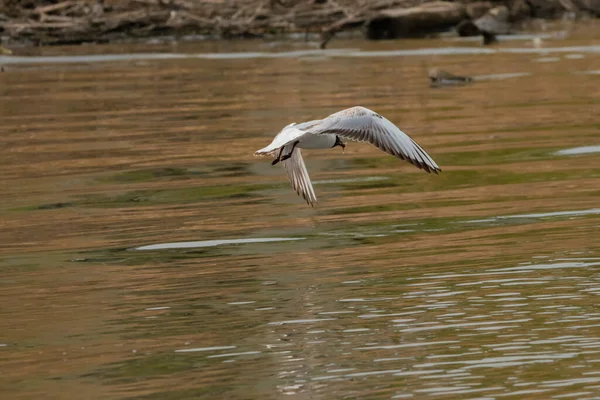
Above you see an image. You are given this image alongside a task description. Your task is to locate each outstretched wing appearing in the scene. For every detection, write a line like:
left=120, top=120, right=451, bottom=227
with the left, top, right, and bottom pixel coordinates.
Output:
left=281, top=146, right=317, bottom=207
left=308, top=106, right=441, bottom=173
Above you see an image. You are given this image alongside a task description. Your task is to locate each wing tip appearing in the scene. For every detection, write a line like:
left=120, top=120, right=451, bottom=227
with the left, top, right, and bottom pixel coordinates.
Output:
left=424, top=165, right=443, bottom=174
left=410, top=159, right=442, bottom=174
left=303, top=190, right=318, bottom=207
left=254, top=149, right=273, bottom=157
left=281, top=147, right=319, bottom=207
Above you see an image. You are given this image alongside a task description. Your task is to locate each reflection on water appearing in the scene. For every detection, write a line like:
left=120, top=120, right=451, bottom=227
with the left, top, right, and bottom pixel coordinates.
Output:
left=473, top=72, right=532, bottom=81
left=134, top=237, right=305, bottom=250
left=174, top=346, right=237, bottom=353
left=556, top=146, right=600, bottom=156
left=1, top=20, right=600, bottom=400
left=2, top=44, right=600, bottom=65
left=448, top=32, right=569, bottom=42
left=535, top=56, right=562, bottom=62
left=313, top=176, right=389, bottom=185
left=465, top=208, right=600, bottom=224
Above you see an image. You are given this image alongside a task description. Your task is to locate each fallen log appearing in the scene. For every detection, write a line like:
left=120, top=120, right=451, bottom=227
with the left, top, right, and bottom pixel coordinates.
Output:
left=365, top=1, right=467, bottom=40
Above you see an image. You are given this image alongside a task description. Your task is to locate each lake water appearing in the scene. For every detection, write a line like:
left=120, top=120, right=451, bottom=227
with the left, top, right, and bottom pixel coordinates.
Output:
left=1, top=21, right=600, bottom=399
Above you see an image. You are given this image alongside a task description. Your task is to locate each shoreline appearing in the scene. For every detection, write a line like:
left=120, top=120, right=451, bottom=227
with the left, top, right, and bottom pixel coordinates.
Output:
left=2, top=33, right=599, bottom=67
left=1, top=1, right=599, bottom=50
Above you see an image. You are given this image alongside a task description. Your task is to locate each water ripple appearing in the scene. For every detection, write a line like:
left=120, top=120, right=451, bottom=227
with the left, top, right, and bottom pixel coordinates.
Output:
left=175, top=346, right=236, bottom=353
left=133, top=237, right=304, bottom=250
left=4, top=44, right=600, bottom=66
left=555, top=146, right=600, bottom=156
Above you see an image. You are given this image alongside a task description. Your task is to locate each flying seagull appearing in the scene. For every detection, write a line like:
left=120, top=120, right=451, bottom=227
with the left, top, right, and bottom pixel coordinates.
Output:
left=255, top=106, right=441, bottom=206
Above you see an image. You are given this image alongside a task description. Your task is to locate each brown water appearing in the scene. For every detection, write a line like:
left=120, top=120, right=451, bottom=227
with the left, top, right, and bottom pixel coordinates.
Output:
left=1, top=22, right=600, bottom=399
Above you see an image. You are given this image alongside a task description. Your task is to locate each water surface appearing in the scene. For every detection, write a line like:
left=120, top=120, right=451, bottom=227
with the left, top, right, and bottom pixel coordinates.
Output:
left=1, top=21, right=599, bottom=399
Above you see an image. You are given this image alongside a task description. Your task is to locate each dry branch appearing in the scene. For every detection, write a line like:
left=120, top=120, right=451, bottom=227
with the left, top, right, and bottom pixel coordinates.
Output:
left=0, top=0, right=597, bottom=46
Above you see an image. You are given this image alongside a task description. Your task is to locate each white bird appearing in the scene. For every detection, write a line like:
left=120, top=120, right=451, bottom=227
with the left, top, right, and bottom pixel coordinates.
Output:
left=255, top=106, right=441, bottom=206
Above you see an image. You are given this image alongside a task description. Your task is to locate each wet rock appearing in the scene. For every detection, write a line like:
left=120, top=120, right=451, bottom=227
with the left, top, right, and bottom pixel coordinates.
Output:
left=509, top=0, right=533, bottom=21
left=466, top=2, right=494, bottom=19
left=365, top=1, right=466, bottom=40
left=457, top=5, right=511, bottom=40
left=475, top=5, right=511, bottom=34
left=482, top=31, right=498, bottom=45
left=526, top=0, right=574, bottom=18
left=507, top=0, right=598, bottom=19
left=575, top=0, right=600, bottom=16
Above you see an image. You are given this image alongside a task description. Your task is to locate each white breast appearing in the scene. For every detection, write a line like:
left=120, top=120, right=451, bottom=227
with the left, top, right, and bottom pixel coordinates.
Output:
left=297, top=133, right=336, bottom=149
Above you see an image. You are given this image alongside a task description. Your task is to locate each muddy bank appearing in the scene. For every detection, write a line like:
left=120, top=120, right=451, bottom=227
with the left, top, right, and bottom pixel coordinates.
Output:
left=1, top=0, right=599, bottom=47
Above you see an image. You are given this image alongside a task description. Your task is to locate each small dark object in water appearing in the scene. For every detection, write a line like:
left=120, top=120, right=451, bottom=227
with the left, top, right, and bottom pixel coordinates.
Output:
left=319, top=31, right=334, bottom=49
left=482, top=31, right=498, bottom=45
left=456, top=20, right=480, bottom=37
left=428, top=68, right=473, bottom=87
left=37, top=202, right=74, bottom=210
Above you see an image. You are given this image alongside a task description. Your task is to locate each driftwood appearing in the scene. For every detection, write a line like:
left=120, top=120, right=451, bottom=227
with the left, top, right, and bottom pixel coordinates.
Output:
left=2, top=0, right=372, bottom=44
left=365, top=1, right=466, bottom=40
left=0, top=0, right=599, bottom=46
left=428, top=68, right=472, bottom=87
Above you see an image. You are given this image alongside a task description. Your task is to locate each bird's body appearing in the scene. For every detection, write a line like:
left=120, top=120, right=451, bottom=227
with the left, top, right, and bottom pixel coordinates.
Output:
left=296, top=133, right=337, bottom=149
left=257, top=123, right=337, bottom=153
left=255, top=106, right=441, bottom=206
